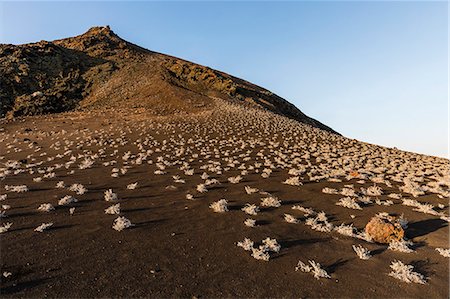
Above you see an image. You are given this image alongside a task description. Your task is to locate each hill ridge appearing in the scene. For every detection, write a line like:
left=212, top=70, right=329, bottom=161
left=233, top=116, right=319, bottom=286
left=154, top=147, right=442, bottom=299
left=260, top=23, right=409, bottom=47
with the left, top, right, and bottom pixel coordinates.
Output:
left=0, top=25, right=337, bottom=134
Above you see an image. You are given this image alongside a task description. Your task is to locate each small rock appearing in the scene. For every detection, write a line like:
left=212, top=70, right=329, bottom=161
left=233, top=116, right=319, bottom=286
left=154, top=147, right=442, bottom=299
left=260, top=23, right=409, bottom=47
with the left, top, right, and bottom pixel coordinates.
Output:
left=32, top=91, right=43, bottom=97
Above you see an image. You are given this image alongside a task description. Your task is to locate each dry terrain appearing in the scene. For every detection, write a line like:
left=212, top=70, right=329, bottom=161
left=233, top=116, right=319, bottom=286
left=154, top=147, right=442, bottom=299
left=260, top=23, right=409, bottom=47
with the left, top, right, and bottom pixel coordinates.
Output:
left=1, top=101, right=449, bottom=298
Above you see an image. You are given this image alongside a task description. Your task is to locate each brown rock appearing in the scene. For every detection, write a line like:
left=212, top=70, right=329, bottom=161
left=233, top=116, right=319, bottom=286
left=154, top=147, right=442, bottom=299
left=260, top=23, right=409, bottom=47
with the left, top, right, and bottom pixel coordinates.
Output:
left=365, top=215, right=404, bottom=244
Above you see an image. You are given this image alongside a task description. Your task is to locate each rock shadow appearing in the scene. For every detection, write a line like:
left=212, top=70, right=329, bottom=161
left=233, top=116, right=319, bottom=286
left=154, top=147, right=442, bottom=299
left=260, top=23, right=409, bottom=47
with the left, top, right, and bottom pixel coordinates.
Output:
left=406, top=219, right=448, bottom=239
left=280, top=237, right=330, bottom=249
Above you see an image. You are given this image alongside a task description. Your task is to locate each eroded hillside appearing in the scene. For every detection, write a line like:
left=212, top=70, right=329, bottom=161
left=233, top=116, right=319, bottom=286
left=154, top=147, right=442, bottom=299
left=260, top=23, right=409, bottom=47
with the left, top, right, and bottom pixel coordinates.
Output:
left=0, top=26, right=335, bottom=133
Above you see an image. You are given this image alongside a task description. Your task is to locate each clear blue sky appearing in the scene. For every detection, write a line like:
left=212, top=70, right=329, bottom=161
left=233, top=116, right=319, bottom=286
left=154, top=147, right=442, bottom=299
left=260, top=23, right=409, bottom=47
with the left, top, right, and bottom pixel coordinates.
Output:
left=1, top=1, right=448, bottom=158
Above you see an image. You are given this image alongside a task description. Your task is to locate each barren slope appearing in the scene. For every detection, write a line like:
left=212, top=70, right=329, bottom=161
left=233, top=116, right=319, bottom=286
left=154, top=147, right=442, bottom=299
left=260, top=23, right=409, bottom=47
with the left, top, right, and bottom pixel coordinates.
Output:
left=0, top=26, right=335, bottom=133
left=0, top=101, right=449, bottom=298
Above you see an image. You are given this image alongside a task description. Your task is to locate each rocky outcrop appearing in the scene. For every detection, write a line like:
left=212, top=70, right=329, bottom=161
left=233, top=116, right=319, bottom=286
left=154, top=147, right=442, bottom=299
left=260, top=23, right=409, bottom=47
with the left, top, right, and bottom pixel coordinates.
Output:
left=0, top=34, right=116, bottom=117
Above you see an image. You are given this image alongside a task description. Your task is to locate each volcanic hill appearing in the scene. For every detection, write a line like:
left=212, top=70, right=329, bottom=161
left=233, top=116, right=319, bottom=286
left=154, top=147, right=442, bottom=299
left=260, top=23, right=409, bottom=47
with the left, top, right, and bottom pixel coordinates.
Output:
left=0, top=26, right=334, bottom=133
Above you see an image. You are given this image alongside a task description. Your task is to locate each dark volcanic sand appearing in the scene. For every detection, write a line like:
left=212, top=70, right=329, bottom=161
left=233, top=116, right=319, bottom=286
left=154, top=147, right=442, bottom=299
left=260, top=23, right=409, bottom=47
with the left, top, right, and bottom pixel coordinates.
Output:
left=0, top=107, right=448, bottom=298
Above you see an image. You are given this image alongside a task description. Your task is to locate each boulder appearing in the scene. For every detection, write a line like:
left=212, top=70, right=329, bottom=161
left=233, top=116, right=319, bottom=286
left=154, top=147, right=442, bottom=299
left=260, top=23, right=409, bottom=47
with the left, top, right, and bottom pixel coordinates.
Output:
left=365, top=215, right=404, bottom=244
